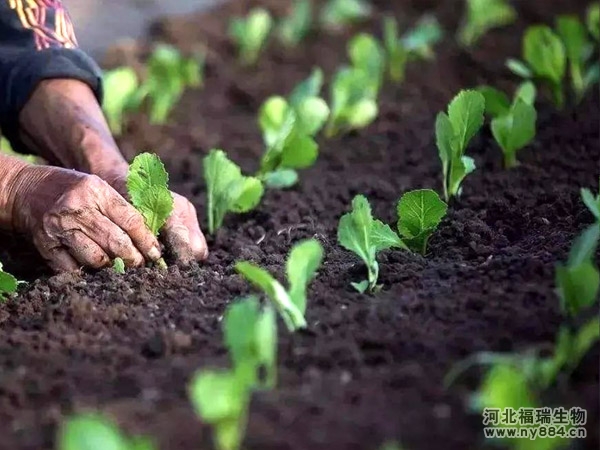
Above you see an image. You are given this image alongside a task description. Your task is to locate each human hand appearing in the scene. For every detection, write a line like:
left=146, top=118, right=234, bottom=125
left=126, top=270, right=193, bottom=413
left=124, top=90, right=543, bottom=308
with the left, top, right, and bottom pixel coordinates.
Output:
left=9, top=164, right=163, bottom=272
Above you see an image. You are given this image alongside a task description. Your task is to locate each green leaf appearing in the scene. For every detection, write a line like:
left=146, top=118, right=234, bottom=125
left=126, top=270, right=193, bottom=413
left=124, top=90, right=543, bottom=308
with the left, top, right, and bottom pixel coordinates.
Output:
left=491, top=99, right=537, bottom=168
left=259, top=96, right=293, bottom=148
left=188, top=370, right=249, bottom=450
left=371, top=220, right=406, bottom=252
left=278, top=0, right=312, bottom=47
left=449, top=155, right=476, bottom=199
left=458, top=0, right=516, bottom=47
left=587, top=3, right=600, bottom=40
left=571, top=317, right=600, bottom=370
left=348, top=33, right=385, bottom=91
left=581, top=185, right=600, bottom=221
left=112, top=258, right=125, bottom=274
left=397, top=189, right=448, bottom=255
left=447, top=90, right=485, bottom=154
left=320, top=0, right=372, bottom=30
left=383, top=16, right=408, bottom=83
left=295, top=97, right=330, bottom=136
left=203, top=149, right=264, bottom=234
left=0, top=262, right=18, bottom=300
left=224, top=296, right=277, bottom=389
left=471, top=363, right=536, bottom=412
left=102, top=67, right=139, bottom=135
left=506, top=58, right=534, bottom=79
left=401, top=15, right=443, bottom=58
left=289, top=67, right=324, bottom=108
left=514, top=81, right=537, bottom=106
left=262, top=169, right=299, bottom=189
left=435, top=112, right=454, bottom=190
left=58, top=413, right=138, bottom=450
left=556, top=15, right=589, bottom=66
left=351, top=280, right=370, bottom=293
left=229, top=8, right=273, bottom=65
left=477, top=85, right=511, bottom=117
left=127, top=153, right=173, bottom=236
left=567, top=223, right=600, bottom=266
left=235, top=261, right=306, bottom=332
left=287, top=239, right=324, bottom=314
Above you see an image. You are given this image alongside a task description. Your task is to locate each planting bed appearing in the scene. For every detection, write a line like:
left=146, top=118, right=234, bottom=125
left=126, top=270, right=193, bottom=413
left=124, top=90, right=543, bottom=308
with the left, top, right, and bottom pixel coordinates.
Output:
left=0, top=0, right=598, bottom=449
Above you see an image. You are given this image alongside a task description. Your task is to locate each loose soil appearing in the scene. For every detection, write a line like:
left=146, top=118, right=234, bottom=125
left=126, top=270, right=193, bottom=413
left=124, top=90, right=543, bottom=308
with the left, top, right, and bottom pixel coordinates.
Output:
left=1, top=0, right=599, bottom=449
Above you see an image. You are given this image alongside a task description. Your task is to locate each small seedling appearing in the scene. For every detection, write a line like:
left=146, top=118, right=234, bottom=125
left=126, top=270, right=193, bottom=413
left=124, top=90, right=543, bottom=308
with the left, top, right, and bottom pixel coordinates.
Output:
left=478, top=82, right=538, bottom=168
left=102, top=67, right=139, bottom=135
left=348, top=33, right=386, bottom=93
left=57, top=412, right=156, bottom=450
left=189, top=369, right=251, bottom=450
left=127, top=153, right=174, bottom=268
left=436, top=90, right=485, bottom=201
left=113, top=257, right=125, bottom=274
left=587, top=3, right=600, bottom=41
left=338, top=195, right=407, bottom=293
left=229, top=8, right=273, bottom=66
left=320, top=0, right=372, bottom=31
left=396, top=189, right=448, bottom=255
left=0, top=261, right=18, bottom=301
left=401, top=15, right=443, bottom=59
left=383, top=17, right=409, bottom=83
left=581, top=180, right=600, bottom=221
left=555, top=224, right=600, bottom=318
left=129, top=44, right=204, bottom=124
left=556, top=14, right=598, bottom=101
left=278, top=0, right=312, bottom=47
left=203, top=149, right=264, bottom=234
left=224, top=296, right=277, bottom=389
left=506, top=25, right=566, bottom=108
left=458, top=0, right=516, bottom=47
left=235, top=239, right=324, bottom=332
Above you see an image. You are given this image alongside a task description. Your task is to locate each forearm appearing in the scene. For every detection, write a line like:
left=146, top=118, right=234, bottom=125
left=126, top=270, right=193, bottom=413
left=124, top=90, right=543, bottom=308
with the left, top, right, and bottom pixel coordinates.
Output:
left=18, top=79, right=129, bottom=181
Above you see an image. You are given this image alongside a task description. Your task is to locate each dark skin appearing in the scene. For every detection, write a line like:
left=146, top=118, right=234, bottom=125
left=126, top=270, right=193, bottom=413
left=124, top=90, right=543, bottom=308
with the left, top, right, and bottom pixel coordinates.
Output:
left=0, top=79, right=208, bottom=272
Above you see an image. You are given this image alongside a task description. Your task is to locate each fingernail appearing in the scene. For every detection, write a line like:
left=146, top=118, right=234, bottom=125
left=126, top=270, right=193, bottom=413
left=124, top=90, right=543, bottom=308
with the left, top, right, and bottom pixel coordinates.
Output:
left=149, top=246, right=161, bottom=261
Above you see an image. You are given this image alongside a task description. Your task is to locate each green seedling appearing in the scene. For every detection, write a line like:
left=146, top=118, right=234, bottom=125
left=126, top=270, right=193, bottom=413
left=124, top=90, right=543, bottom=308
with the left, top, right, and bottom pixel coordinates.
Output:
left=127, top=153, right=174, bottom=269
left=383, top=15, right=444, bottom=83
left=224, top=296, right=277, bottom=389
left=320, top=0, right=372, bottom=30
left=102, top=67, right=139, bottom=135
left=587, top=3, right=600, bottom=40
left=129, top=44, right=204, bottom=125
left=113, top=257, right=125, bottom=274
left=506, top=26, right=566, bottom=108
left=278, top=0, right=312, bottom=47
left=396, top=189, right=447, bottom=255
left=58, top=412, right=156, bottom=450
left=258, top=72, right=329, bottom=188
left=0, top=261, right=18, bottom=301
left=338, top=195, right=407, bottom=293
left=458, top=0, right=516, bottom=47
left=348, top=33, right=386, bottom=93
left=556, top=14, right=599, bottom=101
left=203, top=149, right=264, bottom=234
left=555, top=224, right=600, bottom=318
left=478, top=81, right=537, bottom=117
left=229, top=8, right=273, bottom=66
left=581, top=179, right=600, bottom=221
left=236, top=239, right=324, bottom=332
left=436, top=90, right=485, bottom=201
left=189, top=369, right=252, bottom=450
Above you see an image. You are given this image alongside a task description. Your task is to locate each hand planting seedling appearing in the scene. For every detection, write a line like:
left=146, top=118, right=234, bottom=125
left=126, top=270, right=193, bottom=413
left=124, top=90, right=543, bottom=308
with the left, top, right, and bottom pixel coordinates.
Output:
left=278, top=0, right=312, bottom=47
left=128, top=44, right=204, bottom=124
left=458, top=0, right=516, bottom=47
left=58, top=412, right=156, bottom=450
left=189, top=369, right=251, bottom=450
left=203, top=149, right=264, bottom=234
left=319, top=0, right=372, bottom=31
left=102, top=67, right=139, bottom=135
left=506, top=25, right=567, bottom=108
left=338, top=195, right=407, bottom=293
left=556, top=14, right=599, bottom=101
left=229, top=8, right=273, bottom=66
left=478, top=82, right=537, bottom=168
left=555, top=224, right=599, bottom=318
left=0, top=261, right=18, bottom=301
left=127, top=153, right=174, bottom=268
left=236, top=239, right=324, bottom=332
left=224, top=295, right=277, bottom=389
left=581, top=179, right=600, bottom=222
left=396, top=189, right=447, bottom=255
left=383, top=15, right=444, bottom=83
left=436, top=90, right=485, bottom=201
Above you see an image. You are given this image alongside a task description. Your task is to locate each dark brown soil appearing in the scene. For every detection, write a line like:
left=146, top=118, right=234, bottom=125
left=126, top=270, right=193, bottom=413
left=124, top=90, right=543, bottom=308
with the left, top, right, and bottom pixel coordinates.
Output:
left=1, top=1, right=599, bottom=449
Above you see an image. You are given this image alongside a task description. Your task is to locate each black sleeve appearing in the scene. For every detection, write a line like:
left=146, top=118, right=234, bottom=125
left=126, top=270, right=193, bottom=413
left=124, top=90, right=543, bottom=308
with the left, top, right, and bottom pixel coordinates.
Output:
left=0, top=0, right=104, bottom=154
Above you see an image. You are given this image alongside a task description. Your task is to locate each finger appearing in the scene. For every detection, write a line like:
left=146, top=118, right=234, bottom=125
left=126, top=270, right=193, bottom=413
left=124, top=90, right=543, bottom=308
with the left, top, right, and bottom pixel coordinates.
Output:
left=162, top=219, right=195, bottom=264
left=33, top=233, right=80, bottom=272
left=186, top=215, right=209, bottom=260
left=99, top=194, right=161, bottom=262
left=59, top=229, right=110, bottom=269
left=83, top=213, right=145, bottom=267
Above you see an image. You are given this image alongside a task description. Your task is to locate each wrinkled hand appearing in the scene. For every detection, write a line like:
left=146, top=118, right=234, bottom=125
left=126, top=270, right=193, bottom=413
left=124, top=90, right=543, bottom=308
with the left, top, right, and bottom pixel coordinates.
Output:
left=107, top=175, right=208, bottom=264
left=11, top=165, right=163, bottom=272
